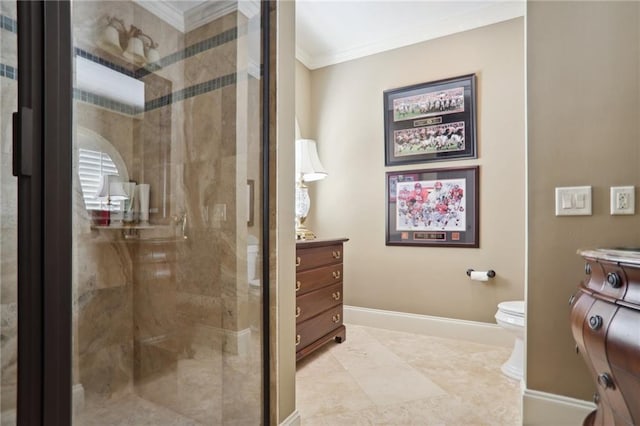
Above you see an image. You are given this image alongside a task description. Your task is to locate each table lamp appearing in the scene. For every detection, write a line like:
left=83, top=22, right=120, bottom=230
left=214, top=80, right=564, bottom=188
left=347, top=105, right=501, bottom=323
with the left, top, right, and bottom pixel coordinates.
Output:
left=295, top=139, right=327, bottom=240
left=96, top=174, right=129, bottom=226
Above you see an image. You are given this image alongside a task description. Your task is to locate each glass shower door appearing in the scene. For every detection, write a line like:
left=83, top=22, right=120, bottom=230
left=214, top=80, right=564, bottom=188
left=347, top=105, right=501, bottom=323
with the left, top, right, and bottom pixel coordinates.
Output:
left=70, top=1, right=265, bottom=424
left=0, top=1, right=17, bottom=423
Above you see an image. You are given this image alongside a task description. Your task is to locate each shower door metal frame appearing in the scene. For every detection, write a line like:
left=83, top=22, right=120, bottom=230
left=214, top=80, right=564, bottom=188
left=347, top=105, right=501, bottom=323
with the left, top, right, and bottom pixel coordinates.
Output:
left=15, top=1, right=73, bottom=424
left=261, top=1, right=272, bottom=424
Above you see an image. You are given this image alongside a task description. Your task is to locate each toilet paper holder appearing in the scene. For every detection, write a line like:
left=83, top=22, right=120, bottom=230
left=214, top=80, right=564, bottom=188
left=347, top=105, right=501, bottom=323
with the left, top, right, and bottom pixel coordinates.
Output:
left=466, top=269, right=496, bottom=278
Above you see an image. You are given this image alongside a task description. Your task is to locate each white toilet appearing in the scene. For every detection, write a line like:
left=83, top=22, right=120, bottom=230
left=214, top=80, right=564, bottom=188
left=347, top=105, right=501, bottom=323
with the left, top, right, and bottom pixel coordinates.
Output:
left=495, top=300, right=525, bottom=381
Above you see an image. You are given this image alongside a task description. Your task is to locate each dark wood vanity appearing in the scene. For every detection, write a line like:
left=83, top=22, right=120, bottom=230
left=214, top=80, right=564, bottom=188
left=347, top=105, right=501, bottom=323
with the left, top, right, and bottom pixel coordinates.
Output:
left=571, top=249, right=640, bottom=426
left=295, top=238, right=348, bottom=361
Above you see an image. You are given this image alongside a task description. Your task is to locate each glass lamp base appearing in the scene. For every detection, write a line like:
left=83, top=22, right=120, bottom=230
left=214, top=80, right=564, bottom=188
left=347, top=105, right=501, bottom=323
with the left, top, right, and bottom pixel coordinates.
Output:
left=295, top=181, right=317, bottom=240
left=296, top=224, right=316, bottom=240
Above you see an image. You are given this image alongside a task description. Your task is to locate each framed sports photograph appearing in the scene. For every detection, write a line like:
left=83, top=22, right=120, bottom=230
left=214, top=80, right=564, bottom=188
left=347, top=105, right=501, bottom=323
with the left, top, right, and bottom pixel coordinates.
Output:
left=383, top=74, right=477, bottom=166
left=385, top=166, right=479, bottom=248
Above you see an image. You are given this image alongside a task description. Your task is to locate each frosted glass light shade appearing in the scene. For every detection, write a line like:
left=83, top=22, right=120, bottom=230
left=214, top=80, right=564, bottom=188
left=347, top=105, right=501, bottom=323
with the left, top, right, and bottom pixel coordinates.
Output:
left=146, top=47, right=160, bottom=63
left=98, top=24, right=123, bottom=55
left=124, top=36, right=145, bottom=65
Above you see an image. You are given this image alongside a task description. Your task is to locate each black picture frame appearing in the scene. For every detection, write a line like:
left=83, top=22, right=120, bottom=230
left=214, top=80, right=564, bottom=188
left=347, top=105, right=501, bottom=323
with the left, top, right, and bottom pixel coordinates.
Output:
left=383, top=74, right=477, bottom=166
left=386, top=166, right=479, bottom=248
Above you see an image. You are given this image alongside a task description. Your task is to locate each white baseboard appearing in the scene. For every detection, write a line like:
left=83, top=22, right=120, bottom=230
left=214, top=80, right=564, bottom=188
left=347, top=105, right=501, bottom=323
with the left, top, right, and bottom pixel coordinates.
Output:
left=344, top=305, right=513, bottom=347
left=224, top=327, right=252, bottom=356
left=191, top=324, right=253, bottom=356
left=280, top=409, right=301, bottom=426
left=523, top=388, right=595, bottom=425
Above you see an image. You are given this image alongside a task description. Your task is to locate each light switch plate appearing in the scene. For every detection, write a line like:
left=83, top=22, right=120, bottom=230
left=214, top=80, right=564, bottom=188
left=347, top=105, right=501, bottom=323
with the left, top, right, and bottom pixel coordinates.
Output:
left=610, top=186, right=635, bottom=215
left=555, top=186, right=592, bottom=216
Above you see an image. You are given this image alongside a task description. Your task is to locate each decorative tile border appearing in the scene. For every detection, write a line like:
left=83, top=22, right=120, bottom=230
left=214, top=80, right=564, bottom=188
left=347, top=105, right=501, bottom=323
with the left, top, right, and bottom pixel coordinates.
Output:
left=78, top=25, right=241, bottom=80
left=0, top=63, right=17, bottom=80
left=73, top=88, right=144, bottom=116
left=0, top=15, right=17, bottom=82
left=2, top=21, right=242, bottom=114
left=74, top=47, right=138, bottom=79
left=145, top=72, right=236, bottom=111
left=138, top=26, right=239, bottom=78
left=73, top=72, right=238, bottom=116
left=0, top=15, right=17, bottom=33
left=3, top=15, right=240, bottom=81
left=4, top=68, right=240, bottom=114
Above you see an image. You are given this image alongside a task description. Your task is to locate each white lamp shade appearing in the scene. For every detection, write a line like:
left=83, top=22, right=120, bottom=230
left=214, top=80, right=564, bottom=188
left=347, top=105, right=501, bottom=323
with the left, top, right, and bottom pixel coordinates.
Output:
left=109, top=181, right=129, bottom=201
left=96, top=174, right=114, bottom=198
left=96, top=174, right=129, bottom=200
left=295, top=139, right=327, bottom=182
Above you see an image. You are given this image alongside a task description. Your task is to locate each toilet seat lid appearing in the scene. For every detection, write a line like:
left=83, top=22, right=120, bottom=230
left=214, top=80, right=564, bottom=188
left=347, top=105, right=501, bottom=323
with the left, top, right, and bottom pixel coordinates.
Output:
left=498, top=301, right=525, bottom=317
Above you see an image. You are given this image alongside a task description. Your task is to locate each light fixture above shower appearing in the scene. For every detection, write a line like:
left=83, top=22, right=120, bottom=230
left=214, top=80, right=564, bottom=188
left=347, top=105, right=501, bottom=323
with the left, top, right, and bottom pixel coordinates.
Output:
left=97, top=16, right=160, bottom=66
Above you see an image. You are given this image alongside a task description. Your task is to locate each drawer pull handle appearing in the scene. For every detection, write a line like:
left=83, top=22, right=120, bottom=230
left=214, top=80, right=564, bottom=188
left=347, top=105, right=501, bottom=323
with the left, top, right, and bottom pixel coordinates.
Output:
left=606, top=272, right=621, bottom=288
left=332, top=251, right=341, bottom=259
left=296, top=257, right=301, bottom=267
left=332, top=313, right=341, bottom=323
left=333, top=271, right=341, bottom=279
left=295, top=281, right=301, bottom=292
left=585, top=263, right=591, bottom=275
left=588, top=315, right=603, bottom=331
left=332, top=291, right=341, bottom=301
left=296, top=307, right=301, bottom=318
left=296, top=334, right=301, bottom=346
left=597, top=373, right=614, bottom=389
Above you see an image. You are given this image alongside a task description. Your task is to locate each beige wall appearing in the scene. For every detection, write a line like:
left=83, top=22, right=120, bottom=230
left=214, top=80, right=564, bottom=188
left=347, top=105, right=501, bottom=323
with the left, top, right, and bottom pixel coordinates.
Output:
left=295, top=60, right=312, bottom=138
left=527, top=1, right=640, bottom=400
left=306, top=18, right=525, bottom=323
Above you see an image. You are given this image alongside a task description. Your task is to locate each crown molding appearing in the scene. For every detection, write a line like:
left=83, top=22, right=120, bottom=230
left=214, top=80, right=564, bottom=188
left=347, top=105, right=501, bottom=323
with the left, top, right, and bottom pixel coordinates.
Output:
left=238, top=0, right=261, bottom=19
left=134, top=1, right=186, bottom=32
left=295, top=45, right=313, bottom=70
left=134, top=0, right=255, bottom=34
left=298, top=2, right=525, bottom=70
left=184, top=0, right=259, bottom=32
left=184, top=1, right=236, bottom=32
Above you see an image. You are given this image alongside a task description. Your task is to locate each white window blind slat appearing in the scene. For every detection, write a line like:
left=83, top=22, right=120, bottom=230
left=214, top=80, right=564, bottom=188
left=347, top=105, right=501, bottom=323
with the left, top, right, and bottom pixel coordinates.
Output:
left=78, top=148, right=121, bottom=211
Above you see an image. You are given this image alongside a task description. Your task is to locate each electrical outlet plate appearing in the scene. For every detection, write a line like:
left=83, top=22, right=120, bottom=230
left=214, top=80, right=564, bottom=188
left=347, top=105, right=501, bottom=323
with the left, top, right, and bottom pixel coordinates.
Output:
left=555, top=186, right=592, bottom=216
left=610, top=186, right=635, bottom=215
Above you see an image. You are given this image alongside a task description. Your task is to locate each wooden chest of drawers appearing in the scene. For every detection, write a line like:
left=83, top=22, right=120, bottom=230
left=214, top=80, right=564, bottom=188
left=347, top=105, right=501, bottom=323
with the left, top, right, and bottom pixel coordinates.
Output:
left=296, top=238, right=348, bottom=361
left=571, top=249, right=640, bottom=426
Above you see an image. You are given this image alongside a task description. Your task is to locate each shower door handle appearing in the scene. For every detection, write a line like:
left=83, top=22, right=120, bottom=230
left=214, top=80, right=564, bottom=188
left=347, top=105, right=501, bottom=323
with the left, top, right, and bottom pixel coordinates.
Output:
left=12, top=107, right=33, bottom=177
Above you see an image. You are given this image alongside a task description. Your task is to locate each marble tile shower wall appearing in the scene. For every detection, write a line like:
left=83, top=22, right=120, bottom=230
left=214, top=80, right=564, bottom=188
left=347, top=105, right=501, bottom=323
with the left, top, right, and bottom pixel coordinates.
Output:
left=0, top=1, right=18, bottom=418
left=73, top=102, right=137, bottom=402
left=0, top=2, right=261, bottom=420
left=71, top=2, right=262, bottom=423
left=71, top=1, right=176, bottom=403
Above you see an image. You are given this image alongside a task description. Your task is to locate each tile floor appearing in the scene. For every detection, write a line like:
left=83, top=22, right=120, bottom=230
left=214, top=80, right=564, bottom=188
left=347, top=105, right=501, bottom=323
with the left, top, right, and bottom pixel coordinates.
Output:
left=296, top=324, right=521, bottom=425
